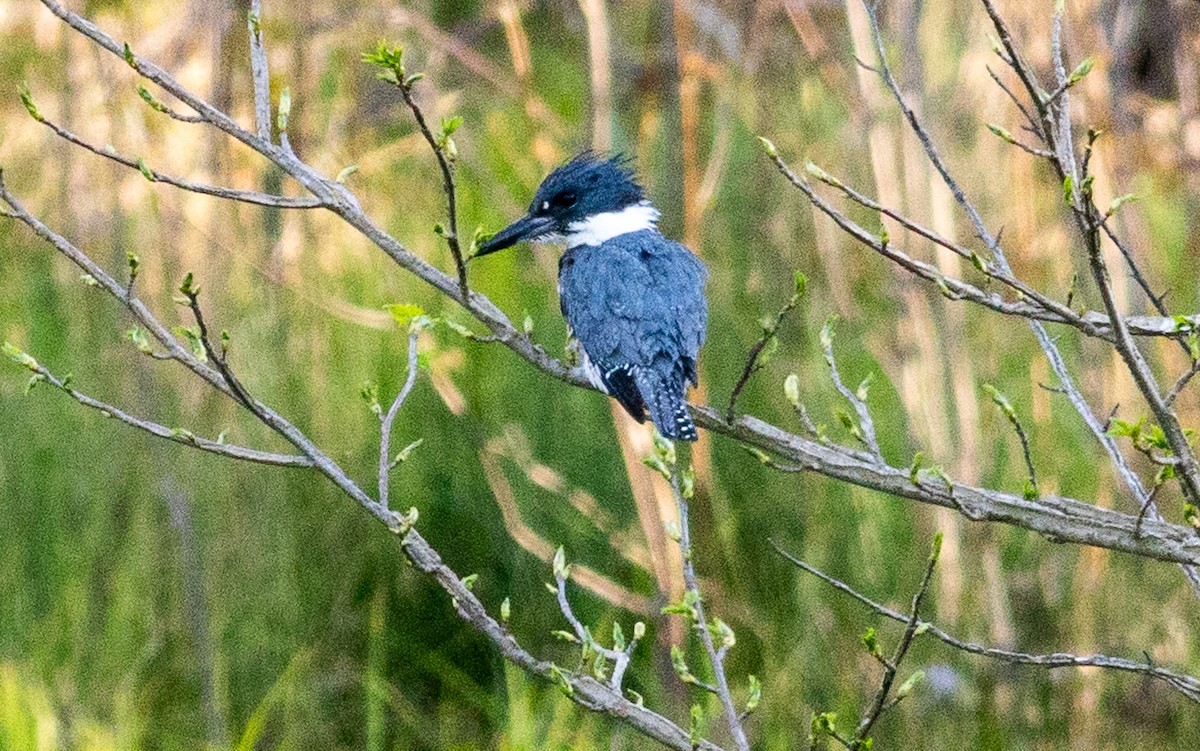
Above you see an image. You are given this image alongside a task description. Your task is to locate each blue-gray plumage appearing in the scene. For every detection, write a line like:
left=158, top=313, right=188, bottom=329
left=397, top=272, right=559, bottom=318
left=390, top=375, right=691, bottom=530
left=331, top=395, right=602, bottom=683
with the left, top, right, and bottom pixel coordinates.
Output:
left=476, top=153, right=708, bottom=441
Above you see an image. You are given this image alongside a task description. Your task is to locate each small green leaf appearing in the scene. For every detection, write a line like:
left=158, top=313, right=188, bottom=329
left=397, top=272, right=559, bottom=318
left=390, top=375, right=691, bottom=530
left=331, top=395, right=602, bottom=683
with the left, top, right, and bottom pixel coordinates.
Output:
left=709, top=617, right=736, bottom=648
left=123, top=42, right=136, bottom=67
left=17, top=81, right=43, bottom=122
left=1105, top=193, right=1138, bottom=217
left=500, top=597, right=511, bottom=623
left=793, top=270, right=808, bottom=298
left=689, top=705, right=704, bottom=746
left=895, top=669, right=926, bottom=699
left=136, top=158, right=156, bottom=182
left=460, top=573, right=478, bottom=591
left=1066, top=56, right=1094, bottom=87
left=392, top=438, right=423, bottom=465
left=862, top=626, right=880, bottom=657
left=612, top=622, right=626, bottom=652
left=549, top=663, right=574, bottom=697
left=856, top=372, right=874, bottom=402
left=24, top=373, right=44, bottom=394
left=385, top=303, right=425, bottom=328
left=756, top=136, right=778, bottom=157
left=277, top=86, right=292, bottom=131
left=671, top=645, right=694, bottom=683
left=909, top=451, right=925, bottom=485
left=632, top=621, right=645, bottom=641
left=178, top=272, right=197, bottom=296
left=986, top=123, right=1016, bottom=144
left=126, top=327, right=153, bottom=354
left=552, top=546, right=568, bottom=580
left=745, top=674, right=761, bottom=713
left=970, top=251, right=988, bottom=274
left=680, top=465, right=695, bottom=500
left=804, top=161, right=841, bottom=188
left=136, top=85, right=168, bottom=114
left=360, top=380, right=382, bottom=417
left=784, top=373, right=801, bottom=408
left=335, top=164, right=359, bottom=184
left=440, top=115, right=463, bottom=138
left=80, top=274, right=99, bottom=287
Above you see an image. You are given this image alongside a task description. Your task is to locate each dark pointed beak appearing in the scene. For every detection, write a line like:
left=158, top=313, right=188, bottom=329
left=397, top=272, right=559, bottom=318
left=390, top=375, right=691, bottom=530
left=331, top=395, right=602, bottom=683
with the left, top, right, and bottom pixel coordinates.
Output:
left=473, top=214, right=556, bottom=258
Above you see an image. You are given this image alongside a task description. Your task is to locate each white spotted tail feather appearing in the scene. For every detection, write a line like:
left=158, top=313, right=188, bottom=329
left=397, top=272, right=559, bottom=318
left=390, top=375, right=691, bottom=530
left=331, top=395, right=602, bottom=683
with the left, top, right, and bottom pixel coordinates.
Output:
left=632, top=366, right=697, bottom=442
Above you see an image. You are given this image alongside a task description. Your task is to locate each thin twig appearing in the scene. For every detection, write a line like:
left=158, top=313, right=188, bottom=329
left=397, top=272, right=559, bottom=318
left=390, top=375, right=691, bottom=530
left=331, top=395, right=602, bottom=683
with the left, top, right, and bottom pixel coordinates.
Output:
left=15, top=356, right=312, bottom=467
left=983, top=385, right=1039, bottom=498
left=379, top=331, right=421, bottom=510
left=553, top=550, right=641, bottom=690
left=850, top=534, right=941, bottom=747
left=669, top=461, right=750, bottom=751
left=771, top=540, right=1200, bottom=704
left=726, top=286, right=802, bottom=422
left=248, top=0, right=272, bottom=142
left=821, top=320, right=883, bottom=461
left=395, top=80, right=469, bottom=298
left=1166, top=357, right=1200, bottom=407
left=26, top=111, right=321, bottom=208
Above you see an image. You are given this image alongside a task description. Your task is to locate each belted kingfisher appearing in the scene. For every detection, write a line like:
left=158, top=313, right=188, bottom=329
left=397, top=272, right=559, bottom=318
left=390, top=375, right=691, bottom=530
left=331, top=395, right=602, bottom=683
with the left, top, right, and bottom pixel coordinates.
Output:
left=476, top=153, right=708, bottom=441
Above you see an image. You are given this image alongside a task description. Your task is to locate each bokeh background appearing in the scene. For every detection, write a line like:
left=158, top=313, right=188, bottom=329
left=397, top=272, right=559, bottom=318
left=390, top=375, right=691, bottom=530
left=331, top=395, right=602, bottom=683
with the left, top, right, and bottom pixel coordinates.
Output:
left=3, top=0, right=1200, bottom=748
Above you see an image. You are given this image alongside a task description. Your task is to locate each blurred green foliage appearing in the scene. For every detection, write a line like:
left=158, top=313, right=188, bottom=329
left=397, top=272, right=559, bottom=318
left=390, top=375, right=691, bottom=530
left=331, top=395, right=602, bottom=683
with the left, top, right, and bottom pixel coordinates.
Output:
left=2, top=0, right=1200, bottom=748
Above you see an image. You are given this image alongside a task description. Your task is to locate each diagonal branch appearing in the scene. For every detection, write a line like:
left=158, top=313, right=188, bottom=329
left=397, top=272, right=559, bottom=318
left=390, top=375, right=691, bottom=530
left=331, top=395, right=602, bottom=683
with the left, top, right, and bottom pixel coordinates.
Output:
left=23, top=102, right=321, bottom=208
left=772, top=541, right=1200, bottom=705
left=9, top=350, right=311, bottom=468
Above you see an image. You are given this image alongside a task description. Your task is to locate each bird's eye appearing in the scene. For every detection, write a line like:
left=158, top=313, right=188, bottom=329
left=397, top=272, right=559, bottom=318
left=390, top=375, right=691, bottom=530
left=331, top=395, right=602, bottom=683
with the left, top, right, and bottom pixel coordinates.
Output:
left=551, top=191, right=578, bottom=209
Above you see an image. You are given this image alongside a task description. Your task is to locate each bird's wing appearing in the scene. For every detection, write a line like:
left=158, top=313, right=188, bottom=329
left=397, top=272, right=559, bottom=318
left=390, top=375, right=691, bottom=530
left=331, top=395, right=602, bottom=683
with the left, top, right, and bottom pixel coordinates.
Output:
left=559, top=235, right=707, bottom=396
left=650, top=239, right=708, bottom=386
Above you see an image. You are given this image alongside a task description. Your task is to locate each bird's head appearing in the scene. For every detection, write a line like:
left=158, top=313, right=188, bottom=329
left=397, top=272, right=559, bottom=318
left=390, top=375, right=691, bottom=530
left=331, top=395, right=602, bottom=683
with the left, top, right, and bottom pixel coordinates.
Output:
left=475, top=152, right=658, bottom=257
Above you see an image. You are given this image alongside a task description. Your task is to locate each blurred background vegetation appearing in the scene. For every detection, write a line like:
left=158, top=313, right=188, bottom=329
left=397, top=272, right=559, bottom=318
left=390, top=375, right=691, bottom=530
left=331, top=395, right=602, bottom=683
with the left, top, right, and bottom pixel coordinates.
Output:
left=2, top=0, right=1200, bottom=748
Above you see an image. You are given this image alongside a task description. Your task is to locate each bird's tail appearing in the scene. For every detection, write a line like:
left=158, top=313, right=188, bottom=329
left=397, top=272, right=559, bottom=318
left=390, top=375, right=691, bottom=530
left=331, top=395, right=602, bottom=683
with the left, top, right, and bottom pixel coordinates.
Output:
left=634, top=368, right=697, bottom=442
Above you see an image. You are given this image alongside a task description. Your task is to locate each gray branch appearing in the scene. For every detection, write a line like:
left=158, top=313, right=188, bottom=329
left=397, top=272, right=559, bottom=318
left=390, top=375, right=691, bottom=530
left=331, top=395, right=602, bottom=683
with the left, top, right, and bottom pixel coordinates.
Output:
left=669, top=462, right=750, bottom=751
left=248, top=0, right=272, bottom=142
left=26, top=106, right=321, bottom=208
left=378, top=331, right=421, bottom=510
left=772, top=541, right=1200, bottom=704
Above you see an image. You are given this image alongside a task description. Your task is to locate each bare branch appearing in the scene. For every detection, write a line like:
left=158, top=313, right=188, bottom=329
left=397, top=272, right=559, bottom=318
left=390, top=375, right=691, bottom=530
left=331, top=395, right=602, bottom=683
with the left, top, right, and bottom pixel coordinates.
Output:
left=248, top=0, right=272, bottom=142
left=821, top=319, right=883, bottom=462
left=25, top=108, right=321, bottom=208
left=772, top=541, right=1200, bottom=705
left=379, top=331, right=421, bottom=510
left=727, top=277, right=803, bottom=422
left=850, top=534, right=941, bottom=747
left=11, top=353, right=311, bottom=468
left=668, top=458, right=750, bottom=751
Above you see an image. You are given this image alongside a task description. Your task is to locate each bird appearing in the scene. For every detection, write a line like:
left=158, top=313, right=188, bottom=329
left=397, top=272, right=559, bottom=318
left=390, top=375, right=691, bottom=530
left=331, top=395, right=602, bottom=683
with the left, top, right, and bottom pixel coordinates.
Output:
left=475, top=152, right=708, bottom=441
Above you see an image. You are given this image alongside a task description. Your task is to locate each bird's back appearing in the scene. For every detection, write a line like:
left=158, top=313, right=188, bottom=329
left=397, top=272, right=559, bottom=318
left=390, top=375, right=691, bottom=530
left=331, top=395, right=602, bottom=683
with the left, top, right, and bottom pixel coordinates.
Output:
left=558, top=230, right=707, bottom=439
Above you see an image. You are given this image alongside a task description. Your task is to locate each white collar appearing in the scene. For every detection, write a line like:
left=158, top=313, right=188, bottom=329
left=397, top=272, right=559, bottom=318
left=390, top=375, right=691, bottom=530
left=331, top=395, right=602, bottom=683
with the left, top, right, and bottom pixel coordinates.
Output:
left=565, top=202, right=660, bottom=246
